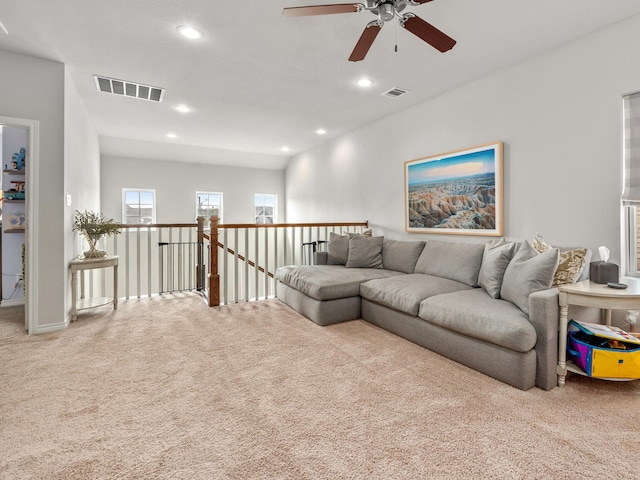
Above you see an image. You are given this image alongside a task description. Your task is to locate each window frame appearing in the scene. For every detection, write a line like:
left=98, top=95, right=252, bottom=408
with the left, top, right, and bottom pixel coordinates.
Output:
left=621, top=91, right=640, bottom=277
left=122, top=188, right=156, bottom=225
left=255, top=193, right=277, bottom=224
left=623, top=205, right=640, bottom=277
left=196, top=191, right=223, bottom=224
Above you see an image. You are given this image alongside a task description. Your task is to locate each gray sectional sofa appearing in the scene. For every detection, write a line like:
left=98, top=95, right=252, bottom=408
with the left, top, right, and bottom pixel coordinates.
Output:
left=276, top=234, right=590, bottom=391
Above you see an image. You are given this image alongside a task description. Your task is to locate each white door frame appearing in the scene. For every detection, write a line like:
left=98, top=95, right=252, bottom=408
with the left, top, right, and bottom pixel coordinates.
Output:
left=0, top=115, right=39, bottom=334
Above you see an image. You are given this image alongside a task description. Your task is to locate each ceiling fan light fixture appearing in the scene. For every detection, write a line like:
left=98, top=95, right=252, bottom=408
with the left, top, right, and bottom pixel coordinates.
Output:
left=176, top=25, right=204, bottom=40
left=379, top=3, right=395, bottom=22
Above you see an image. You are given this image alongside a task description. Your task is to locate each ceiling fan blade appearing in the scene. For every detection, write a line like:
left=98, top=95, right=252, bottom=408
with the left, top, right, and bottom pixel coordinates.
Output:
left=283, top=4, right=363, bottom=17
left=348, top=21, right=382, bottom=62
left=409, top=0, right=435, bottom=4
left=401, top=14, right=456, bottom=52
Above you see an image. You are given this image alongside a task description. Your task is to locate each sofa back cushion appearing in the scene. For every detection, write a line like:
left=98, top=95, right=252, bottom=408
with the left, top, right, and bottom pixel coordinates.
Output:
left=346, top=236, right=384, bottom=269
left=382, top=240, right=426, bottom=273
left=414, top=240, right=485, bottom=287
left=327, top=233, right=351, bottom=265
left=500, top=240, right=559, bottom=314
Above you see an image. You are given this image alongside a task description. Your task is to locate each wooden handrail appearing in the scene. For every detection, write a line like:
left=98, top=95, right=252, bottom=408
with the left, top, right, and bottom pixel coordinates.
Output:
left=215, top=241, right=274, bottom=278
left=215, top=221, right=369, bottom=229
left=115, top=221, right=369, bottom=229
left=116, top=223, right=198, bottom=229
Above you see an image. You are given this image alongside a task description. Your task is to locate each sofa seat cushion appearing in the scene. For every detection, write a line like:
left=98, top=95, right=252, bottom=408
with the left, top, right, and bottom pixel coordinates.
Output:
left=418, top=289, right=537, bottom=353
left=360, top=274, right=473, bottom=316
left=275, top=265, right=402, bottom=301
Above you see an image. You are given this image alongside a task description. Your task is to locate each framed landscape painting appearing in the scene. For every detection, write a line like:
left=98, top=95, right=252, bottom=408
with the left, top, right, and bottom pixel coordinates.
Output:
left=405, top=142, right=503, bottom=236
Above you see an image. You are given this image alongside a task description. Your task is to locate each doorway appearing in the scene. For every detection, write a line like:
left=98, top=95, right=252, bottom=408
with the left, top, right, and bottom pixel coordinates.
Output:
left=0, top=116, right=38, bottom=334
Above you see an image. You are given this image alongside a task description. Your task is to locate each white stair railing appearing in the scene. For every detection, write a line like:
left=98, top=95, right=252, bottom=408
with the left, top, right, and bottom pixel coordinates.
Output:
left=206, top=218, right=369, bottom=306
left=93, top=217, right=368, bottom=306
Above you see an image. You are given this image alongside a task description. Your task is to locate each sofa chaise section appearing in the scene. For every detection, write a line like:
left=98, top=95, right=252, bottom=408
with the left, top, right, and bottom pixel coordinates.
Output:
left=275, top=265, right=402, bottom=326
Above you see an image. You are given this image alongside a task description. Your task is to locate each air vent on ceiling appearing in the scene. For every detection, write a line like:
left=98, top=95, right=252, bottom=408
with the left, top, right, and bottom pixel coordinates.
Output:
left=93, top=75, right=164, bottom=102
left=381, top=87, right=409, bottom=99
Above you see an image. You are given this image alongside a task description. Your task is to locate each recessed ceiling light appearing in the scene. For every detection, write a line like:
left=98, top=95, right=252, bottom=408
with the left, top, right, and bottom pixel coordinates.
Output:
left=316, top=129, right=327, bottom=135
left=175, top=104, right=191, bottom=113
left=166, top=133, right=177, bottom=139
left=356, top=77, right=374, bottom=88
left=176, top=25, right=204, bottom=40
left=281, top=146, right=290, bottom=152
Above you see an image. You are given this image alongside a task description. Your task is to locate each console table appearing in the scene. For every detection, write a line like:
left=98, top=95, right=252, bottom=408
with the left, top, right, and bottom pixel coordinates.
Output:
left=70, top=255, right=118, bottom=321
left=557, top=279, right=640, bottom=386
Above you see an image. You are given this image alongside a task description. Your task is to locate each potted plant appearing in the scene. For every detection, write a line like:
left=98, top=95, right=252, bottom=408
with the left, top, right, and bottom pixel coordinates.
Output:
left=73, top=209, right=121, bottom=259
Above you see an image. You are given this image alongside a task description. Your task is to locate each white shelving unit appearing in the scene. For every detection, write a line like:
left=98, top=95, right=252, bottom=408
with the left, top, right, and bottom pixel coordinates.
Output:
left=1, top=126, right=27, bottom=305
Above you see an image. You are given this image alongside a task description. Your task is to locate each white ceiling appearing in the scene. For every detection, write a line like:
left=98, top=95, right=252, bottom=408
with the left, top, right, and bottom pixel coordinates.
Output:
left=2, top=0, right=640, bottom=170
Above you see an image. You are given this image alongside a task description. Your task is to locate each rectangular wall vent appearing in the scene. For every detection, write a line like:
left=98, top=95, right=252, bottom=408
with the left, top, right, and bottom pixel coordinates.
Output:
left=94, top=75, right=164, bottom=103
left=381, top=87, right=409, bottom=98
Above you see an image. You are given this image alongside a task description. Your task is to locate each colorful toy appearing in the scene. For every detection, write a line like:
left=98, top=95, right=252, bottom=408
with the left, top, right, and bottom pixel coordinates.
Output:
left=9, top=147, right=26, bottom=171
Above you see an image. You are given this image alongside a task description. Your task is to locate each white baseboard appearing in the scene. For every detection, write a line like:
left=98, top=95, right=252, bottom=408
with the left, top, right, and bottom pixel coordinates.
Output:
left=1, top=299, right=25, bottom=307
left=33, top=319, right=68, bottom=334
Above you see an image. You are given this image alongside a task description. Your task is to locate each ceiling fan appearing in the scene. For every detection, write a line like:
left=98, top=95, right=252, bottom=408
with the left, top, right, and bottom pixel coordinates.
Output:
left=283, top=0, right=456, bottom=62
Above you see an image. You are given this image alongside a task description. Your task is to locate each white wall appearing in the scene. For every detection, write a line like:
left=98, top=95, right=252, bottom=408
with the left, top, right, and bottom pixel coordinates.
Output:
left=100, top=156, right=285, bottom=224
left=64, top=69, right=101, bottom=308
left=286, top=14, right=640, bottom=265
left=0, top=50, right=65, bottom=333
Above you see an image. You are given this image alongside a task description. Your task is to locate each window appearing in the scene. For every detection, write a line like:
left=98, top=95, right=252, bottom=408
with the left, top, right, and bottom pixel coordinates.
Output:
left=622, top=91, right=640, bottom=276
left=122, top=189, right=156, bottom=224
left=196, top=192, right=223, bottom=222
left=255, top=194, right=277, bottom=224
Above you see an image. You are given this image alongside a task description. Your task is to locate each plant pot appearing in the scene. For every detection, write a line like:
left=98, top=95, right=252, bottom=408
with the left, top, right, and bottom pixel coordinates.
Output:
left=82, top=234, right=107, bottom=259
left=83, top=247, right=107, bottom=259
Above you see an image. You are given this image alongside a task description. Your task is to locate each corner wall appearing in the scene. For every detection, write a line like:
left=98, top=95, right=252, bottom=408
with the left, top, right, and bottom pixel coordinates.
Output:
left=285, top=14, right=640, bottom=263
left=0, top=50, right=65, bottom=333
left=64, top=69, right=101, bottom=315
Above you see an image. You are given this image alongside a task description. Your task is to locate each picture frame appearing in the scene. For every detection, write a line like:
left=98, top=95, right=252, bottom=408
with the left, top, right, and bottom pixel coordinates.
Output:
left=4, top=212, right=26, bottom=231
left=405, top=142, right=503, bottom=236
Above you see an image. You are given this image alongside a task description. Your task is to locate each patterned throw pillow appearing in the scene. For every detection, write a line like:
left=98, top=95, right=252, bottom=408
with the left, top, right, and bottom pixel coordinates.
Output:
left=532, top=233, right=587, bottom=287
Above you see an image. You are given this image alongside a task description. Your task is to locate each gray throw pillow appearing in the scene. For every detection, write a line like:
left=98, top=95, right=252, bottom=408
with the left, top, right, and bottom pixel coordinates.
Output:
left=328, top=232, right=351, bottom=265
left=382, top=240, right=426, bottom=273
left=414, top=240, right=485, bottom=287
left=346, top=236, right=384, bottom=269
left=500, top=240, right=559, bottom=314
left=478, top=239, right=517, bottom=299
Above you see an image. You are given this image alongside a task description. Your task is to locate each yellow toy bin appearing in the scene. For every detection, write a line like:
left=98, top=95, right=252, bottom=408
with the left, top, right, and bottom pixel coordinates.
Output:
left=567, top=320, right=640, bottom=379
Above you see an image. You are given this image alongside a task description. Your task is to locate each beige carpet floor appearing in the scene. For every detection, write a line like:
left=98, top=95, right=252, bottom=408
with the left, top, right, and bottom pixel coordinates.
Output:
left=1, top=294, right=639, bottom=479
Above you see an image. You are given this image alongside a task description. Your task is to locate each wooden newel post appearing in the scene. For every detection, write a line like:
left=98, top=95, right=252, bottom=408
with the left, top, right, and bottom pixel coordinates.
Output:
left=209, top=215, right=220, bottom=306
